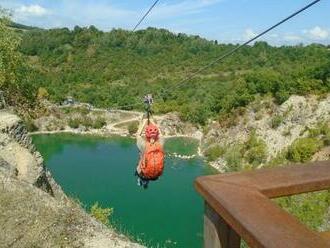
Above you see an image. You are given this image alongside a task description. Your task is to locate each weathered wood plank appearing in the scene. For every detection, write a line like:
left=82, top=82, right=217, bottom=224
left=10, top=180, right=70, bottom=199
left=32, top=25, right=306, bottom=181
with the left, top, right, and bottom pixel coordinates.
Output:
left=195, top=161, right=330, bottom=248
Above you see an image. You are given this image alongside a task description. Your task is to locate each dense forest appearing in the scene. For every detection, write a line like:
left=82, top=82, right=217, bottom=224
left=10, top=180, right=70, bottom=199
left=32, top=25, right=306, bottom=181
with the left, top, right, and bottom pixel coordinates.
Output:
left=2, top=13, right=330, bottom=123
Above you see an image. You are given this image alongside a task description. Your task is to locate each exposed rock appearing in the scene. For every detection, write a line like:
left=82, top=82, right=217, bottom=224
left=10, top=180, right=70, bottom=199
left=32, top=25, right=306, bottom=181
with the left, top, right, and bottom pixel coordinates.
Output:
left=0, top=173, right=142, bottom=248
left=312, top=146, right=330, bottom=162
left=209, top=158, right=227, bottom=173
left=203, top=95, right=330, bottom=165
left=155, top=112, right=199, bottom=137
left=0, top=110, right=143, bottom=248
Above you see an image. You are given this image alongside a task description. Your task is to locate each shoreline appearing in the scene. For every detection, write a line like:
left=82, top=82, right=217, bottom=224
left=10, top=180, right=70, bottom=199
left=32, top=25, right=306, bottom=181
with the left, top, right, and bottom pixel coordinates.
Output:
left=29, top=129, right=200, bottom=140
left=29, top=129, right=204, bottom=160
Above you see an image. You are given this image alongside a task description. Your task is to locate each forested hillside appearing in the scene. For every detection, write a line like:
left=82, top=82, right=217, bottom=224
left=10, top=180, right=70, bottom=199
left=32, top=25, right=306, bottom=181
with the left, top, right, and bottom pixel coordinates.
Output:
left=0, top=14, right=38, bottom=116
left=13, top=25, right=330, bottom=124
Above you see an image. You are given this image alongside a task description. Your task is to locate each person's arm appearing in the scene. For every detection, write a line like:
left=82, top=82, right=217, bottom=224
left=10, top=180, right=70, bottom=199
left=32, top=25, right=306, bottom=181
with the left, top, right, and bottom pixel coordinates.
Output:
left=136, top=118, right=147, bottom=153
left=137, top=118, right=148, bottom=137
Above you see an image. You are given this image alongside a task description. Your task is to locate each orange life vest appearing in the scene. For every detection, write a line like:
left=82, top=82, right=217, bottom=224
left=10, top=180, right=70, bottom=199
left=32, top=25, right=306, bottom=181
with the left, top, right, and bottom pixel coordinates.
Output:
left=139, top=141, right=164, bottom=180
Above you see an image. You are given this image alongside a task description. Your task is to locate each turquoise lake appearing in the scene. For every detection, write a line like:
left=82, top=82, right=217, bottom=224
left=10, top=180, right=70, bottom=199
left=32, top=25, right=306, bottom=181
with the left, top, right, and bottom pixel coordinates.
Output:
left=32, top=134, right=217, bottom=248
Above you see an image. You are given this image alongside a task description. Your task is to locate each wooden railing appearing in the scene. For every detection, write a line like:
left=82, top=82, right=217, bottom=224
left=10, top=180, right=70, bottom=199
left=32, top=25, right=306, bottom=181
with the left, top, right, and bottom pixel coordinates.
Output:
left=195, top=160, right=330, bottom=248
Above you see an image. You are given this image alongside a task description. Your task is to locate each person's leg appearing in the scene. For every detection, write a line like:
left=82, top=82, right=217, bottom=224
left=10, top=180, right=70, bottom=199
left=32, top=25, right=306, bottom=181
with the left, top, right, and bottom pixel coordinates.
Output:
left=137, top=177, right=142, bottom=186
left=143, top=180, right=149, bottom=189
left=135, top=169, right=147, bottom=188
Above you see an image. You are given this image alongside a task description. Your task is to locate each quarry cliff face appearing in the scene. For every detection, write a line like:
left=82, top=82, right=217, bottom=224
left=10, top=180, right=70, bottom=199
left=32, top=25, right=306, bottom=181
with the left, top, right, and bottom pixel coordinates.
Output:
left=0, top=110, right=143, bottom=248
left=0, top=111, right=53, bottom=192
left=203, top=94, right=330, bottom=171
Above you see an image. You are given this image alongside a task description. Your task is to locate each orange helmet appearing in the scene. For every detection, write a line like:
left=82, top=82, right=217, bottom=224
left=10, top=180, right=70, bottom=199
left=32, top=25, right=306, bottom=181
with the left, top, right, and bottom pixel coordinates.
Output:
left=145, top=124, right=159, bottom=140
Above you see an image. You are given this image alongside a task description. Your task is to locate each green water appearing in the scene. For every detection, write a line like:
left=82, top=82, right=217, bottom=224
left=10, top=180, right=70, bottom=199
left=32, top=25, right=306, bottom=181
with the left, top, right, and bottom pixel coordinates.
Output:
left=33, top=134, right=216, bottom=248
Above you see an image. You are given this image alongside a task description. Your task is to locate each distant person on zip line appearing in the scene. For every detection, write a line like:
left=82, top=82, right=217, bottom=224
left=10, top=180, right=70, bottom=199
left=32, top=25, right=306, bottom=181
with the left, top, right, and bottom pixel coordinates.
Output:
left=135, top=95, right=165, bottom=189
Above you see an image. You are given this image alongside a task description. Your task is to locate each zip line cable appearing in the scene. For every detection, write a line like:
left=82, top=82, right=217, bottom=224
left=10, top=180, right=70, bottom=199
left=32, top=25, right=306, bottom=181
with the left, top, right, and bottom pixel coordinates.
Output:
left=107, top=0, right=161, bottom=110
left=111, top=0, right=321, bottom=110
left=160, top=0, right=321, bottom=95
left=133, top=0, right=160, bottom=31
left=107, top=1, right=161, bottom=110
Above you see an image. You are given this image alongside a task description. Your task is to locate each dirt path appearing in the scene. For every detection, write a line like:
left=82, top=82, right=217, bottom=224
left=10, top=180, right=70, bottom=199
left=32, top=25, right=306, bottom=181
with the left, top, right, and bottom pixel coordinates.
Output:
left=110, top=115, right=142, bottom=130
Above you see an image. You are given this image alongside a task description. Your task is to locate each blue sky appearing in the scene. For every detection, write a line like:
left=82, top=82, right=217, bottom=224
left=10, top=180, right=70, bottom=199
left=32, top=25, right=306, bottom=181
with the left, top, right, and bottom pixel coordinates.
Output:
left=0, top=0, right=329, bottom=45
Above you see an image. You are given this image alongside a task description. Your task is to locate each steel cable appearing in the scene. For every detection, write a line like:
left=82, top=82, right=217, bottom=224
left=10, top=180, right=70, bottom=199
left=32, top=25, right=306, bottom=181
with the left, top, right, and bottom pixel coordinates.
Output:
left=133, top=0, right=160, bottom=31
left=113, top=0, right=321, bottom=109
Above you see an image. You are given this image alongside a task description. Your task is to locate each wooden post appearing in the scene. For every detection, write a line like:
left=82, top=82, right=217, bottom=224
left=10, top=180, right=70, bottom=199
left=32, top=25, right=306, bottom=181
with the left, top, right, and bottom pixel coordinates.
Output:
left=204, top=202, right=240, bottom=248
left=196, top=161, right=330, bottom=248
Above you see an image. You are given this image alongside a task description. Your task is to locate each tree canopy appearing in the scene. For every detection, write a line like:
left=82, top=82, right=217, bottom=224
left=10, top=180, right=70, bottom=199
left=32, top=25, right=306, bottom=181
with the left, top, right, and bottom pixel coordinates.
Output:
left=0, top=9, right=37, bottom=114
left=3, top=21, right=329, bottom=124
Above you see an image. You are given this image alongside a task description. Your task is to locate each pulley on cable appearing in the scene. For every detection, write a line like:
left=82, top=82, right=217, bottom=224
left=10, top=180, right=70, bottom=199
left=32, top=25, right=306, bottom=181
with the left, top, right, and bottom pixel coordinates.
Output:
left=143, top=94, right=153, bottom=124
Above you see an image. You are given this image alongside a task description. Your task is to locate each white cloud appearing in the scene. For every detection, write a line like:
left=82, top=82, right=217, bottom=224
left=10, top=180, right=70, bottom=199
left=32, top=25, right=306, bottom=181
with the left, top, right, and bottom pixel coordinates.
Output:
left=243, top=28, right=257, bottom=40
left=283, top=34, right=302, bottom=41
left=269, top=33, right=279, bottom=38
left=305, top=26, right=329, bottom=40
left=16, top=4, right=49, bottom=17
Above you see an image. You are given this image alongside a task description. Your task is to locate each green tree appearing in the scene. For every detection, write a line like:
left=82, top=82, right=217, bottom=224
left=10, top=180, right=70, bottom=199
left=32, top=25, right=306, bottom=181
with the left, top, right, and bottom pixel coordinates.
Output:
left=0, top=8, right=36, bottom=113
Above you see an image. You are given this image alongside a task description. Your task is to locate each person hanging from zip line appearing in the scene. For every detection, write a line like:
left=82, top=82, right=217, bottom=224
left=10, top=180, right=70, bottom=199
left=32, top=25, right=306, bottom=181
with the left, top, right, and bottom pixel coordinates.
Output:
left=135, top=94, right=165, bottom=189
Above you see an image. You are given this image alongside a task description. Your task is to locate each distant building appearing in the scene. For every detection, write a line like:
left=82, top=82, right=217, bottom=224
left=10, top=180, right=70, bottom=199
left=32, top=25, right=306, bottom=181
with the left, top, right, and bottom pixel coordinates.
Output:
left=62, top=96, right=75, bottom=106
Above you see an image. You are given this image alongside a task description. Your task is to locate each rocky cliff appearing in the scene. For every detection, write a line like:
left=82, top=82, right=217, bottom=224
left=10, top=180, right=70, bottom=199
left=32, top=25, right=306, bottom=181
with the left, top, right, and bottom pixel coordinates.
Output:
left=203, top=94, right=330, bottom=171
left=0, top=110, right=143, bottom=248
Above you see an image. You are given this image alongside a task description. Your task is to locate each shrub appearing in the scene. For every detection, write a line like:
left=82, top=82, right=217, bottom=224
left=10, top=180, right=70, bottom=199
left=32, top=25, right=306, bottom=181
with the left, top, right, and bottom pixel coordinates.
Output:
left=274, top=90, right=290, bottom=105
left=282, top=128, right=291, bottom=137
left=62, top=107, right=73, bottom=114
left=319, top=123, right=330, bottom=146
left=37, top=87, right=49, bottom=100
left=270, top=115, right=283, bottom=129
left=218, top=113, right=239, bottom=128
left=224, top=145, right=243, bottom=172
left=180, top=103, right=211, bottom=125
left=90, top=202, right=113, bottom=226
left=24, top=118, right=38, bottom=132
left=128, top=122, right=138, bottom=135
left=323, top=131, right=330, bottom=146
left=80, top=116, right=93, bottom=128
left=276, top=191, right=330, bottom=231
left=244, top=132, right=267, bottom=166
left=204, top=145, right=226, bottom=162
left=266, top=151, right=288, bottom=168
left=77, top=107, right=90, bottom=115
left=46, top=123, right=54, bottom=131
left=245, top=145, right=267, bottom=166
left=68, top=118, right=80, bottom=129
left=92, top=117, right=107, bottom=129
left=309, top=127, right=322, bottom=138
left=255, top=112, right=263, bottom=120
left=308, top=123, right=330, bottom=146
left=287, top=138, right=322, bottom=163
